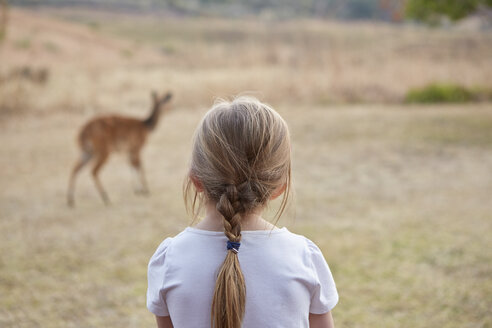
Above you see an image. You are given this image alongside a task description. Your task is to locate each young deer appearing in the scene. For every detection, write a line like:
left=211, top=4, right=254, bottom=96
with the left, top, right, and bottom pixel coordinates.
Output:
left=67, top=91, right=173, bottom=207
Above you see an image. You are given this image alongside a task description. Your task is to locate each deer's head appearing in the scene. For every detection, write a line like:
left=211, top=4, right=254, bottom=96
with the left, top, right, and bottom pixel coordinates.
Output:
left=152, top=91, right=173, bottom=112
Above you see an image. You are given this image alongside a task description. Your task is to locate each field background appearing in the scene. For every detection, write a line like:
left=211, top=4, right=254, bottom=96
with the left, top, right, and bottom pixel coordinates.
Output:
left=1, top=6, right=492, bottom=328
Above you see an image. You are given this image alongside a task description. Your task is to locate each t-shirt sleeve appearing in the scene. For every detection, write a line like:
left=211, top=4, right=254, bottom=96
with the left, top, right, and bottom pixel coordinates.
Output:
left=306, top=239, right=339, bottom=314
left=147, top=238, right=173, bottom=317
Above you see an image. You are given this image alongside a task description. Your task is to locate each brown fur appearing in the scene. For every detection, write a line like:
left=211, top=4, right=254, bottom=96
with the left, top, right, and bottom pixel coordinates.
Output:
left=67, top=91, right=172, bottom=206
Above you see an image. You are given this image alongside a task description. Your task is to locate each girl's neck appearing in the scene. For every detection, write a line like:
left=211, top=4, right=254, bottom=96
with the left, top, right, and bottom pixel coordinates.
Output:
left=193, top=202, right=278, bottom=232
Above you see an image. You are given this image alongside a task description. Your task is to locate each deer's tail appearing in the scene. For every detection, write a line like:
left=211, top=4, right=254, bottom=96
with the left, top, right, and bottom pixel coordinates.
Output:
left=77, top=127, right=95, bottom=155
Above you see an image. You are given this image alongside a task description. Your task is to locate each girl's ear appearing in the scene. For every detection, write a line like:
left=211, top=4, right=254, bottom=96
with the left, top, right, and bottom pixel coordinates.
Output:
left=190, top=173, right=204, bottom=192
left=270, top=183, right=287, bottom=200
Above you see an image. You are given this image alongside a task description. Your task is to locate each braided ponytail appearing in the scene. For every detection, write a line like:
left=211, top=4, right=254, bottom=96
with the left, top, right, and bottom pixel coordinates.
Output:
left=211, top=184, right=247, bottom=328
left=184, top=97, right=292, bottom=328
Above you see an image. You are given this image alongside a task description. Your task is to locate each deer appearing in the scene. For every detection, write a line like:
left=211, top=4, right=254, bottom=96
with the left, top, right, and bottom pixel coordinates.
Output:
left=67, top=91, right=173, bottom=207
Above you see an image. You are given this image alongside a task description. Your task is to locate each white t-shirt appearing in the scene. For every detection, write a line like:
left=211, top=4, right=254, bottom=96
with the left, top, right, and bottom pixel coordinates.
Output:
left=147, top=227, right=338, bottom=328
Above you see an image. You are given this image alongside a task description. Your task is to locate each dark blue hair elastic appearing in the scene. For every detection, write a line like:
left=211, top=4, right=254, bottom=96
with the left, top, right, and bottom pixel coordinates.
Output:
left=227, top=241, right=241, bottom=254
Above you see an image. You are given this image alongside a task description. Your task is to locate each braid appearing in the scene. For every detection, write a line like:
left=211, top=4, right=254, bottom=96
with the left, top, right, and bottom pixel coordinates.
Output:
left=216, top=185, right=243, bottom=242
left=216, top=182, right=258, bottom=239
left=211, top=182, right=259, bottom=328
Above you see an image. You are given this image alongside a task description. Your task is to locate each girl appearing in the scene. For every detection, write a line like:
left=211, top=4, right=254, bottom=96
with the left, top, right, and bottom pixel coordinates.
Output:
left=147, top=97, right=338, bottom=328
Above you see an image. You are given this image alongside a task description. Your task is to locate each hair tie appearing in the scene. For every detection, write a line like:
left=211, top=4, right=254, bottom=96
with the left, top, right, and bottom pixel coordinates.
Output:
left=226, top=240, right=241, bottom=254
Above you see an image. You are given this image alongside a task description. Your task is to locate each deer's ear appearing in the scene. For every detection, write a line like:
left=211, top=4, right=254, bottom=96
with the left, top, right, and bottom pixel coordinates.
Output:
left=163, top=91, right=173, bottom=102
left=151, top=91, right=158, bottom=102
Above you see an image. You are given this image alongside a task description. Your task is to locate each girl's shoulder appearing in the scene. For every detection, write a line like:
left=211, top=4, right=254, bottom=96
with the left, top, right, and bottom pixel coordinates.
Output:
left=148, top=228, right=191, bottom=260
left=149, top=227, right=331, bottom=269
left=278, top=229, right=331, bottom=264
left=265, top=228, right=327, bottom=253
left=151, top=226, right=325, bottom=245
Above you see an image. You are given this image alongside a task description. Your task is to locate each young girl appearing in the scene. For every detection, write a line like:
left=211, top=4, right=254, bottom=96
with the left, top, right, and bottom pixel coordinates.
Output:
left=147, top=97, right=338, bottom=328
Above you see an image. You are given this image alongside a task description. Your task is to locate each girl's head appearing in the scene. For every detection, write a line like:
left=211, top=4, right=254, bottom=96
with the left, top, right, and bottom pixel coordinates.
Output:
left=185, top=96, right=291, bottom=222
left=184, top=97, right=291, bottom=328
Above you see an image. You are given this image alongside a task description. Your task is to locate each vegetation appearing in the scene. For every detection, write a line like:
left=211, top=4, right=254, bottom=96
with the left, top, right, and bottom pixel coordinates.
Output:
left=405, top=83, right=477, bottom=104
left=0, top=0, right=8, bottom=42
left=405, top=83, right=492, bottom=104
left=15, top=0, right=492, bottom=22
left=405, top=0, right=492, bottom=24
left=15, top=0, right=405, bottom=20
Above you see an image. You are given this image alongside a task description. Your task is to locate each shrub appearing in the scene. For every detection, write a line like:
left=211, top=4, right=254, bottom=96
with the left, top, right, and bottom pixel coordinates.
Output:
left=405, top=83, right=477, bottom=104
left=405, top=0, right=487, bottom=24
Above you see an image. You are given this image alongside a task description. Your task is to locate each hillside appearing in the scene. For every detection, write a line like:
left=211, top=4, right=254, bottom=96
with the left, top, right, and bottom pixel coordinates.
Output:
left=2, top=7, right=492, bottom=119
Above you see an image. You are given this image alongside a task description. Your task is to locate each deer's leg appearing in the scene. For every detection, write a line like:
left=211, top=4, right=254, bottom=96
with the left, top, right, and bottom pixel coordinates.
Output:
left=129, top=151, right=149, bottom=195
left=67, top=151, right=92, bottom=207
left=91, top=152, right=110, bottom=205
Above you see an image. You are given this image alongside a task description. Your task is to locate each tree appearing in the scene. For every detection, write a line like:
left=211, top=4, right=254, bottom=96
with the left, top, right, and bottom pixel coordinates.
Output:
left=405, top=0, right=492, bottom=24
left=0, top=0, right=7, bottom=43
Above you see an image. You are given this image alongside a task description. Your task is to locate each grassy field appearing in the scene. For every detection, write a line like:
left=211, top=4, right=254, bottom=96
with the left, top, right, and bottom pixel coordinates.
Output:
left=1, top=8, right=491, bottom=328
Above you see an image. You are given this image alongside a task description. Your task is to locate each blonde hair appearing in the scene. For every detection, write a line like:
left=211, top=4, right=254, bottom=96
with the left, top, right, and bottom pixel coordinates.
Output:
left=184, top=97, right=292, bottom=328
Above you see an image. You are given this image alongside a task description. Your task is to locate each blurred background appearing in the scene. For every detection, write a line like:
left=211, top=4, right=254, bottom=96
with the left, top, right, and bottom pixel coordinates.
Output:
left=1, top=0, right=491, bottom=327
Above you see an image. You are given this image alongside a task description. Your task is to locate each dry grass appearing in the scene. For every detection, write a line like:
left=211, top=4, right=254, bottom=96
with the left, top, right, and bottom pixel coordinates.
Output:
left=1, top=104, right=491, bottom=327
left=0, top=8, right=491, bottom=328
